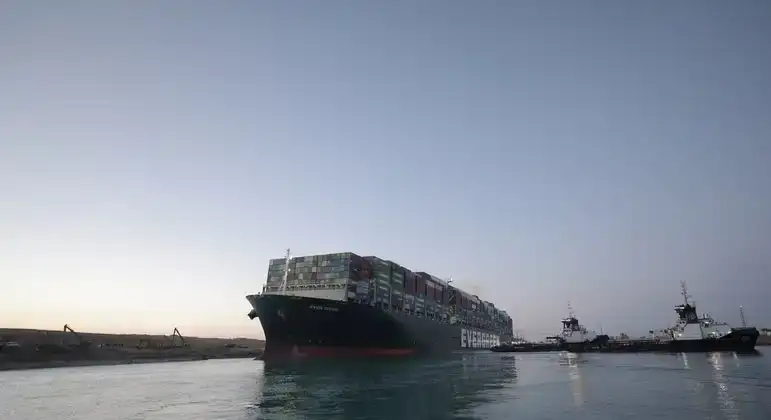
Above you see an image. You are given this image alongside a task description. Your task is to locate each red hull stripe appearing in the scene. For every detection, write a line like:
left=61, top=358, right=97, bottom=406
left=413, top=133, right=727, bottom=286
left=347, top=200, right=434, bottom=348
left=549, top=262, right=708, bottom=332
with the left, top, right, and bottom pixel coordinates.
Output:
left=264, top=345, right=415, bottom=358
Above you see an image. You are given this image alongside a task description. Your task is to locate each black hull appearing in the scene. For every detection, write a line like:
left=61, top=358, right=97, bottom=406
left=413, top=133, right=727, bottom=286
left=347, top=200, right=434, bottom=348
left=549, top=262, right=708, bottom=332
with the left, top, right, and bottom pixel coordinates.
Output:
left=490, top=328, right=760, bottom=354
left=491, top=342, right=560, bottom=352
left=665, top=327, right=760, bottom=353
left=247, top=294, right=504, bottom=359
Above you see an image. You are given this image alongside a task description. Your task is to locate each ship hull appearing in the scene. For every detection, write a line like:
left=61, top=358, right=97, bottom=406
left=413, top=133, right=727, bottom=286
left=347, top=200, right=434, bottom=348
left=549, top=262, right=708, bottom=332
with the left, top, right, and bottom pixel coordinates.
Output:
left=247, top=294, right=502, bottom=360
left=490, top=329, right=760, bottom=354
left=569, top=328, right=758, bottom=354
left=665, top=327, right=760, bottom=353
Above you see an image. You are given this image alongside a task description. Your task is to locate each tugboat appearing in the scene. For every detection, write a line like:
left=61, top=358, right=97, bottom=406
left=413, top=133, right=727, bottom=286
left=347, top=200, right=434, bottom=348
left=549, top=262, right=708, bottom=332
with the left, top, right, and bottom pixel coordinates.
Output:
left=547, top=304, right=609, bottom=352
left=660, top=282, right=759, bottom=353
left=491, top=305, right=610, bottom=353
left=490, top=284, right=760, bottom=355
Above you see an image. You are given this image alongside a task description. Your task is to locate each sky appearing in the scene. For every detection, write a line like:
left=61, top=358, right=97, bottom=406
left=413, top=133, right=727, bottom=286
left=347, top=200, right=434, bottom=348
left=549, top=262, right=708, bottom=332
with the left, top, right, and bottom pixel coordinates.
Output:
left=1, top=0, right=770, bottom=340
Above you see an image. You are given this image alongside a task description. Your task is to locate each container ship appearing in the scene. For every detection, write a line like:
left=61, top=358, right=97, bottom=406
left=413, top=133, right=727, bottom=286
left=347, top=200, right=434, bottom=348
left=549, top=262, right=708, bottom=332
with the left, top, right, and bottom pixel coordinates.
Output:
left=246, top=250, right=513, bottom=359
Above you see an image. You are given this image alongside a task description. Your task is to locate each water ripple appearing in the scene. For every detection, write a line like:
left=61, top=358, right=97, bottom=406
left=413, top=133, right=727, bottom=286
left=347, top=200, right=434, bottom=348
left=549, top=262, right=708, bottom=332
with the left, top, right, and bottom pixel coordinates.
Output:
left=1, top=352, right=769, bottom=419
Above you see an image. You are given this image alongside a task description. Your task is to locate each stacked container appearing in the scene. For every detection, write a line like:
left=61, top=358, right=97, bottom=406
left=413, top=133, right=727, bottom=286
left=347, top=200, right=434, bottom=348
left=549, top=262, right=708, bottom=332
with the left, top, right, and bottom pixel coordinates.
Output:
left=364, top=256, right=392, bottom=305
left=415, top=294, right=425, bottom=316
left=263, top=251, right=514, bottom=337
left=405, top=270, right=417, bottom=296
left=266, top=258, right=291, bottom=287
left=429, top=275, right=445, bottom=305
left=404, top=293, right=415, bottom=313
left=414, top=272, right=433, bottom=316
left=415, top=272, right=431, bottom=299
left=264, top=252, right=372, bottom=300
left=389, top=261, right=405, bottom=310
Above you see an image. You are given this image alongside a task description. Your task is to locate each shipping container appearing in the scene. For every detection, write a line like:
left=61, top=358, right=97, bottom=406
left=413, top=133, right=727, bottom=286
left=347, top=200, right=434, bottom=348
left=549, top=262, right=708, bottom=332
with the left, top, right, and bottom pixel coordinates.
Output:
left=404, top=270, right=417, bottom=295
left=355, top=280, right=370, bottom=296
left=404, top=293, right=415, bottom=311
left=390, top=262, right=405, bottom=290
left=421, top=276, right=429, bottom=297
left=415, top=296, right=426, bottom=316
left=390, top=289, right=404, bottom=310
left=364, top=256, right=390, bottom=273
left=437, top=285, right=447, bottom=305
left=424, top=279, right=434, bottom=301
left=426, top=300, right=438, bottom=317
left=264, top=252, right=370, bottom=299
left=375, top=281, right=392, bottom=304
left=415, top=273, right=429, bottom=297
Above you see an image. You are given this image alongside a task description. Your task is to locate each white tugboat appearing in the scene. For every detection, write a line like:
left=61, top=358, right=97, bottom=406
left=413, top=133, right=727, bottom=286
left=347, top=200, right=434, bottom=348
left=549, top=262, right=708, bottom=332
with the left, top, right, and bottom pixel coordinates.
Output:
left=490, top=283, right=759, bottom=354
left=661, top=282, right=759, bottom=352
left=547, top=303, right=609, bottom=351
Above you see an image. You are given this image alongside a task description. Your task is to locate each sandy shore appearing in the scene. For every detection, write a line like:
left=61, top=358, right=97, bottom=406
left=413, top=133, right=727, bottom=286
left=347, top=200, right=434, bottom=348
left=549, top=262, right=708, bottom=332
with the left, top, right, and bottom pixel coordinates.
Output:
left=0, top=327, right=264, bottom=372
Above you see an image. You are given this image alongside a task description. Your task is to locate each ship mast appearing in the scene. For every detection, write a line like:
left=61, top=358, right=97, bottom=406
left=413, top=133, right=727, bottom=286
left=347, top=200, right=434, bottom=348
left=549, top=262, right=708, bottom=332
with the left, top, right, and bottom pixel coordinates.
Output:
left=280, top=248, right=291, bottom=294
left=567, top=301, right=575, bottom=318
left=739, top=305, right=747, bottom=327
left=680, top=281, right=691, bottom=306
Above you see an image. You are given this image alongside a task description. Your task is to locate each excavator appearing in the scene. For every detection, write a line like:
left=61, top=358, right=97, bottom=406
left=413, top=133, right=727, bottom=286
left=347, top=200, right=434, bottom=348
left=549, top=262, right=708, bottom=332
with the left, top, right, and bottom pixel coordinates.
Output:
left=137, top=327, right=190, bottom=350
left=168, top=327, right=190, bottom=348
left=63, top=324, right=92, bottom=348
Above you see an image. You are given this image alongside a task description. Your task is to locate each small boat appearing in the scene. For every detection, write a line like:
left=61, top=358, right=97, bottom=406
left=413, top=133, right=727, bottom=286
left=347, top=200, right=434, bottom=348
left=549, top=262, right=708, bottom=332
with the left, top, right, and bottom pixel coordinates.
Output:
left=551, top=305, right=610, bottom=351
left=491, top=305, right=608, bottom=353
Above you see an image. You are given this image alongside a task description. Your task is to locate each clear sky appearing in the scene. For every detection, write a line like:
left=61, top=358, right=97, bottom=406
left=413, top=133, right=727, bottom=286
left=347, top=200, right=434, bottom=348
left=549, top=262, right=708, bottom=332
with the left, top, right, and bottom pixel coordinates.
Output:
left=1, top=1, right=770, bottom=340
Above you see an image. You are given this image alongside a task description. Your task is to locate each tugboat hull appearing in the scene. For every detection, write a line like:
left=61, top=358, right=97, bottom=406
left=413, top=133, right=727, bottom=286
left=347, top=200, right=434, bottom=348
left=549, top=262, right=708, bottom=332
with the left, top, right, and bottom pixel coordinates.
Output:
left=490, top=283, right=761, bottom=355
left=667, top=327, right=759, bottom=353
left=490, top=342, right=561, bottom=353
left=490, top=329, right=760, bottom=354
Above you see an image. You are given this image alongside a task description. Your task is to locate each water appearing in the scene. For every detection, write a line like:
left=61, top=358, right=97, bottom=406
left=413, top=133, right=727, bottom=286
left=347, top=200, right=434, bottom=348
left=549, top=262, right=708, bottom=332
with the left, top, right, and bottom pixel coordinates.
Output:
left=2, top=351, right=770, bottom=419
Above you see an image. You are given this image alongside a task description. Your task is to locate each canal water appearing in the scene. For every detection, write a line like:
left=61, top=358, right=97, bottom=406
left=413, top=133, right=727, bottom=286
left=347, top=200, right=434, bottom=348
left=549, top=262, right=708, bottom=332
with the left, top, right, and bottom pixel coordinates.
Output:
left=1, top=351, right=770, bottom=419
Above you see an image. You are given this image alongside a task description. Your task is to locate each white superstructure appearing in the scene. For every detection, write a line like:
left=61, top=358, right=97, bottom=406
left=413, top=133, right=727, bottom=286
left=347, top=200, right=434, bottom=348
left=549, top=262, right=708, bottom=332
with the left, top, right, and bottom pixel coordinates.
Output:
left=262, top=248, right=350, bottom=302
left=559, top=304, right=599, bottom=344
left=667, top=281, right=733, bottom=341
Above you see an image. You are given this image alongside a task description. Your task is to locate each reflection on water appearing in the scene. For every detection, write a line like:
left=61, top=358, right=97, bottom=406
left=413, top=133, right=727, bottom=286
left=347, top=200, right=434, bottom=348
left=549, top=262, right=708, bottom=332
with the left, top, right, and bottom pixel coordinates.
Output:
left=250, top=353, right=518, bottom=419
left=560, top=353, right=586, bottom=408
left=677, top=352, right=767, bottom=420
left=680, top=352, right=690, bottom=370
left=709, top=353, right=739, bottom=420
left=3, top=353, right=768, bottom=420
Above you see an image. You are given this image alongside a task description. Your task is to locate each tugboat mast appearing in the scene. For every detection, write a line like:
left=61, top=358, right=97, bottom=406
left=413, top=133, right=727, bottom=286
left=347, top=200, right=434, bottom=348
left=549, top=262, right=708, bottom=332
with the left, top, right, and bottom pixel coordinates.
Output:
left=680, top=281, right=692, bottom=306
left=280, top=248, right=291, bottom=294
left=740, top=305, right=747, bottom=327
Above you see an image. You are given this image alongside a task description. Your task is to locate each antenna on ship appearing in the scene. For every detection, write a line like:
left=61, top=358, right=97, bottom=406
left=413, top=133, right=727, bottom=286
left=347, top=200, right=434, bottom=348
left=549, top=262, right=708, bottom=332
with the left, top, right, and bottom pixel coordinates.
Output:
left=567, top=301, right=575, bottom=318
left=280, top=248, right=291, bottom=295
left=739, top=305, right=747, bottom=327
left=680, top=281, right=691, bottom=306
